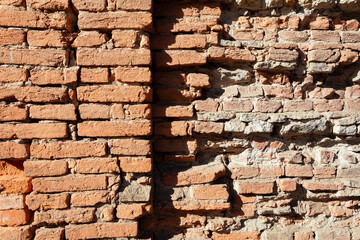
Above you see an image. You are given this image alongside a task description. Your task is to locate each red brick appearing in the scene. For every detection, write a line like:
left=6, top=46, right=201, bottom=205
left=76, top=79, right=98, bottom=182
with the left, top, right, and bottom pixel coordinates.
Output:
left=192, top=184, right=229, bottom=200
left=194, top=100, right=219, bottom=112
left=76, top=158, right=119, bottom=174
left=309, top=17, right=330, bottom=30
left=114, top=67, right=151, bottom=83
left=0, top=48, right=68, bottom=66
left=0, top=142, right=29, bottom=160
left=303, top=181, right=344, bottom=191
left=115, top=0, right=152, bottom=10
left=254, top=100, right=282, bottom=113
left=78, top=12, right=152, bottom=31
left=314, top=99, right=344, bottom=112
left=283, top=100, right=313, bottom=112
left=212, top=232, right=260, bottom=240
left=186, top=73, right=210, bottom=88
left=78, top=120, right=151, bottom=137
left=162, top=163, right=226, bottom=187
left=268, top=48, right=299, bottom=62
left=230, top=166, right=259, bottom=179
left=154, top=2, right=220, bottom=17
left=72, top=31, right=107, bottom=47
left=0, top=67, right=27, bottom=83
left=110, top=139, right=151, bottom=156
left=0, top=105, right=27, bottom=122
left=0, top=209, right=30, bottom=226
left=112, top=30, right=138, bottom=48
left=27, top=30, right=69, bottom=47
left=233, top=29, right=264, bottom=41
left=32, top=175, right=107, bottom=193
left=308, top=50, right=340, bottom=63
left=65, top=222, right=138, bottom=240
left=155, top=17, right=218, bottom=34
left=285, top=165, right=313, bottom=177
left=222, top=101, right=253, bottom=112
left=26, top=193, right=69, bottom=211
left=0, top=226, right=32, bottom=240
left=169, top=201, right=230, bottom=211
left=279, top=179, right=297, bottom=192
left=30, top=104, right=76, bottom=121
left=128, top=104, right=151, bottom=119
left=260, top=165, right=284, bottom=178
left=340, top=50, right=359, bottom=65
left=72, top=0, right=106, bottom=11
left=152, top=35, right=206, bottom=50
left=310, top=30, right=340, bottom=42
left=27, top=0, right=69, bottom=10
left=154, top=50, right=207, bottom=68
left=263, top=86, right=294, bottom=99
left=70, top=191, right=109, bottom=207
left=236, top=181, right=275, bottom=194
left=255, top=71, right=290, bottom=85
left=278, top=30, right=308, bottom=42
left=155, top=138, right=197, bottom=153
left=208, top=46, right=256, bottom=62
left=29, top=68, right=77, bottom=85
left=342, top=31, right=360, bottom=43
left=154, top=71, right=185, bottom=85
left=34, top=228, right=64, bottom=240
left=77, top=85, right=152, bottom=103
left=34, top=208, right=95, bottom=225
left=0, top=86, right=68, bottom=103
left=79, top=104, right=110, bottom=120
left=155, top=121, right=189, bottom=137
left=153, top=105, right=193, bottom=118
left=0, top=195, right=24, bottom=210
left=314, top=167, right=336, bottom=178
left=119, top=157, right=152, bottom=173
left=155, top=88, right=202, bottom=103
left=30, top=141, right=106, bottom=159
left=77, top=48, right=151, bottom=66
left=0, top=0, right=24, bottom=6
left=0, top=175, right=31, bottom=194
left=194, top=121, right=223, bottom=134
left=24, top=160, right=67, bottom=177
left=0, top=29, right=25, bottom=46
left=331, top=206, right=353, bottom=217
left=0, top=9, right=72, bottom=31
left=116, top=204, right=152, bottom=219
left=80, top=68, right=109, bottom=83
left=0, top=123, right=67, bottom=139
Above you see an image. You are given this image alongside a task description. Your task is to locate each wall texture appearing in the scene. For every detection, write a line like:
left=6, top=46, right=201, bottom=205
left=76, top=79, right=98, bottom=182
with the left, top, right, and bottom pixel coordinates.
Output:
left=0, top=0, right=360, bottom=239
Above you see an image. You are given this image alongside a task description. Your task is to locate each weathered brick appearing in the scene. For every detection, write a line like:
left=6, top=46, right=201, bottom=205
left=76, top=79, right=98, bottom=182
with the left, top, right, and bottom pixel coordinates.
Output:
left=27, top=0, right=69, bottom=10
left=169, top=201, right=230, bottom=211
left=285, top=165, right=313, bottom=177
left=0, top=123, right=67, bottom=139
left=128, top=104, right=151, bottom=119
left=24, top=160, right=67, bottom=177
left=212, top=232, right=260, bottom=240
left=30, top=104, right=76, bottom=120
left=0, top=195, right=24, bottom=210
left=192, top=184, right=229, bottom=200
left=78, top=120, right=152, bottom=137
left=153, top=105, right=194, bottom=118
left=110, top=139, right=151, bottom=156
left=260, top=165, right=284, bottom=178
left=0, top=67, right=27, bottom=83
left=77, top=85, right=152, bottom=103
left=110, top=104, right=125, bottom=119
left=77, top=48, right=151, bottom=66
left=0, top=48, right=68, bottom=66
left=309, top=17, right=330, bottom=30
left=268, top=48, right=299, bottom=62
left=0, top=0, right=24, bottom=6
left=32, top=175, right=107, bottom=193
left=155, top=121, right=189, bottom=137
left=29, top=68, right=77, bottom=85
left=34, top=208, right=95, bottom=225
left=115, top=0, right=152, bottom=10
left=0, top=105, right=27, bottom=121
left=0, top=86, right=68, bottom=103
left=26, top=193, right=69, bottom=211
left=119, top=157, right=152, bottom=173
left=314, top=99, right=344, bottom=112
left=278, top=30, right=308, bottom=42
left=208, top=46, right=256, bottom=62
left=34, top=228, right=64, bottom=240
left=154, top=50, right=207, bottom=68
left=162, top=163, right=226, bottom=186
left=236, top=181, right=275, bottom=194
left=194, top=121, right=223, bottom=134
left=65, top=222, right=138, bottom=240
left=283, top=100, right=313, bottom=112
left=254, top=100, right=282, bottom=113
left=0, top=9, right=72, bottom=31
left=112, top=30, right=138, bottom=48
left=30, top=141, right=106, bottom=159
left=72, top=31, right=108, bottom=47
left=233, top=29, right=264, bottom=41
left=71, top=191, right=109, bottom=207
left=0, top=29, right=25, bottom=46
left=152, top=35, right=206, bottom=50
left=0, top=209, right=30, bottom=226
left=72, top=0, right=106, bottom=11
left=342, top=31, right=360, bottom=43
left=0, top=226, right=32, bottom=240
left=302, top=181, right=344, bottom=191
left=314, top=167, right=336, bottom=178
left=116, top=203, right=152, bottom=219
left=114, top=67, right=151, bottom=83
left=80, top=68, right=109, bottom=83
left=186, top=73, right=210, bottom=88
left=76, top=158, right=119, bottom=174
left=308, top=50, right=340, bottom=63
left=222, top=101, right=253, bottom=112
left=78, top=12, right=152, bottom=31
left=279, top=179, right=297, bottom=192
left=27, top=30, right=69, bottom=47
left=79, top=104, right=110, bottom=120
left=337, top=167, right=360, bottom=178
left=311, top=30, right=340, bottom=42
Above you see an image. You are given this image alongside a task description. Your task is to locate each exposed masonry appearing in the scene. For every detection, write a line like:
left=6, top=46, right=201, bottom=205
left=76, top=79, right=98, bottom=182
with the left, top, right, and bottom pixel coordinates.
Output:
left=0, top=0, right=360, bottom=239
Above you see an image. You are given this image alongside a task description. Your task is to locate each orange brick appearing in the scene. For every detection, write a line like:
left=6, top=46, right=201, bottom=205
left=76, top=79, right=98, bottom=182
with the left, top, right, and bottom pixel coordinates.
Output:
left=192, top=184, right=229, bottom=200
left=153, top=105, right=193, bottom=118
left=112, top=30, right=138, bottom=48
left=76, top=158, right=119, bottom=174
left=194, top=121, right=223, bottom=134
left=0, top=0, right=24, bottom=6
left=0, top=67, right=27, bottom=83
left=128, top=104, right=151, bottom=119
left=32, top=175, right=107, bottom=193
left=34, top=228, right=64, bottom=240
left=0, top=176, right=31, bottom=194
left=27, top=30, right=69, bottom=47
left=0, top=29, right=25, bottom=46
left=151, top=34, right=206, bottom=50
left=212, top=232, right=260, bottom=240
left=79, top=104, right=110, bottom=120
left=279, top=179, right=297, bottom=192
left=154, top=138, right=197, bottom=153
left=154, top=50, right=207, bottom=68
left=72, top=0, right=106, bottom=11
left=34, top=208, right=95, bottom=225
left=0, top=123, right=67, bottom=139
left=115, top=0, right=152, bottom=10
left=0, top=86, right=68, bottom=103
left=236, top=181, right=275, bottom=194
left=27, top=0, right=69, bottom=10
left=0, top=48, right=68, bottom=66
left=80, top=68, right=109, bottom=83
left=114, top=67, right=151, bottom=83
left=78, top=12, right=152, bottom=31
left=77, top=85, right=152, bottom=103
left=155, top=121, right=189, bottom=137
left=71, top=191, right=109, bottom=207
left=110, top=139, right=151, bottom=156
left=0, top=209, right=30, bottom=226
left=26, top=193, right=69, bottom=211
left=0, top=9, right=72, bottom=31
left=186, top=73, right=210, bottom=88
left=30, top=68, right=77, bottom=85
left=116, top=204, right=152, bottom=219
left=169, top=201, right=230, bottom=211
left=230, top=166, right=259, bottom=179
left=0, top=105, right=27, bottom=121
left=119, top=157, right=152, bottom=173
left=110, top=104, right=125, bottom=119
left=65, top=222, right=138, bottom=240
left=24, top=160, right=68, bottom=177
left=285, top=165, right=313, bottom=177
left=30, top=104, right=76, bottom=121
left=30, top=141, right=106, bottom=159
left=72, top=31, right=108, bottom=47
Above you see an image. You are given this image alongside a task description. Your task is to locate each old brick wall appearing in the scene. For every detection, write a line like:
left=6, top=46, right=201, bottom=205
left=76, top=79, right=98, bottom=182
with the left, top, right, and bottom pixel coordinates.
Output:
left=0, top=0, right=360, bottom=239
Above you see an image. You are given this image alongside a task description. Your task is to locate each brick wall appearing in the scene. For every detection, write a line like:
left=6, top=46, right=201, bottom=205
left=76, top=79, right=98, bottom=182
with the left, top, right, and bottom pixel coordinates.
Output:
left=0, top=0, right=360, bottom=239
